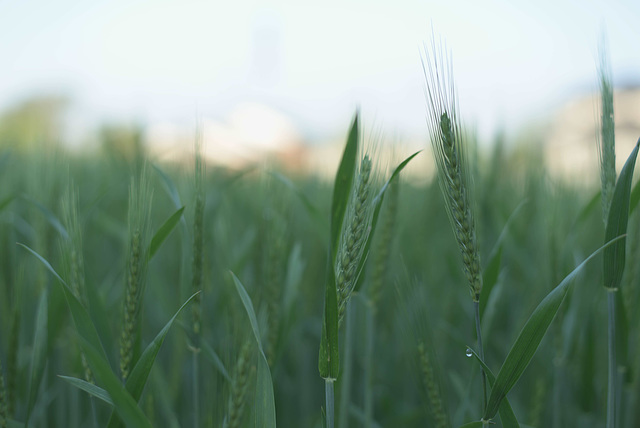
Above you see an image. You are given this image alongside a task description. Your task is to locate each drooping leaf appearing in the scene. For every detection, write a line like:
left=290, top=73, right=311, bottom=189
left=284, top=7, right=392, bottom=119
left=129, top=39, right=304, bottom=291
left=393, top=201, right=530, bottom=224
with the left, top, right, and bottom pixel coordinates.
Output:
left=604, top=138, right=639, bottom=290
left=483, top=236, right=624, bottom=420
left=148, top=206, right=185, bottom=260
left=229, top=272, right=276, bottom=428
left=59, top=375, right=113, bottom=405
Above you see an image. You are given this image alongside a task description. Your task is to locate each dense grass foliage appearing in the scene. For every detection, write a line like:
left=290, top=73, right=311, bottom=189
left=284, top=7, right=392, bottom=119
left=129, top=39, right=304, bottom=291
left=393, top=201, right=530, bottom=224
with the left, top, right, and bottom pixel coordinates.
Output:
left=0, top=133, right=639, bottom=428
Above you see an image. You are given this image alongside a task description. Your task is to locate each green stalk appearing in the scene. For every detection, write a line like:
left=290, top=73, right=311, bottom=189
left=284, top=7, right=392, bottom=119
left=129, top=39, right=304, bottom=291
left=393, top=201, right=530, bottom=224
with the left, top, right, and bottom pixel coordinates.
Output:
left=363, top=301, right=374, bottom=428
left=193, top=350, right=200, bottom=428
left=474, top=301, right=487, bottom=412
left=607, top=290, right=616, bottom=428
left=339, top=303, right=354, bottom=428
left=325, top=379, right=335, bottom=428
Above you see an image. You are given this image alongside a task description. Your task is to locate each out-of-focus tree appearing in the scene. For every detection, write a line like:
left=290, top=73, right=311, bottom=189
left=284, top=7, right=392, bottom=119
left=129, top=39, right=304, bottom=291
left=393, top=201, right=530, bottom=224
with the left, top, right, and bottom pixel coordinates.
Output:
left=0, top=95, right=69, bottom=150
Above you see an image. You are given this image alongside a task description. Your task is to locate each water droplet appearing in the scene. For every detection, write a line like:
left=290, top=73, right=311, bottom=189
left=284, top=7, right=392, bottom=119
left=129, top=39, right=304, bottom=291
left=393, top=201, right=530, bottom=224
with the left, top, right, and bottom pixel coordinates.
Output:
left=465, top=348, right=473, bottom=358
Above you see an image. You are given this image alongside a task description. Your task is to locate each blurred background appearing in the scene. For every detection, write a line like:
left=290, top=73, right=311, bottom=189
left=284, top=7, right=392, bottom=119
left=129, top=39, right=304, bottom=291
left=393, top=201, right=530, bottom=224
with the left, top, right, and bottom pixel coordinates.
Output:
left=1, top=0, right=639, bottom=177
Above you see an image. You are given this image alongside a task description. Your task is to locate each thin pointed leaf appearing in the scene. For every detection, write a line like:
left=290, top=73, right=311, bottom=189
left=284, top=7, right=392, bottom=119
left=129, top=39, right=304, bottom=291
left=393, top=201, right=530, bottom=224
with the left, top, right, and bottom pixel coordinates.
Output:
left=484, top=236, right=624, bottom=420
left=78, top=336, right=152, bottom=428
left=353, top=150, right=421, bottom=292
left=229, top=272, right=276, bottom=428
left=59, top=375, right=113, bottom=405
left=577, top=191, right=602, bottom=225
left=467, top=348, right=519, bottom=428
left=148, top=206, right=185, bottom=260
left=18, top=243, right=109, bottom=363
left=201, top=341, right=232, bottom=383
left=153, top=164, right=183, bottom=210
left=24, top=288, right=48, bottom=427
left=106, top=292, right=199, bottom=428
left=330, top=112, right=359, bottom=263
left=319, top=113, right=359, bottom=381
left=270, top=171, right=326, bottom=228
left=20, top=195, right=69, bottom=240
left=604, top=138, right=640, bottom=290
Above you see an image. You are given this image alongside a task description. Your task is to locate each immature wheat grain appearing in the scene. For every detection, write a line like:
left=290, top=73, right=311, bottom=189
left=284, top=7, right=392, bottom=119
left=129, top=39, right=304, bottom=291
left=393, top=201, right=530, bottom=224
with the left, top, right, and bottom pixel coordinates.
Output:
left=336, top=155, right=373, bottom=324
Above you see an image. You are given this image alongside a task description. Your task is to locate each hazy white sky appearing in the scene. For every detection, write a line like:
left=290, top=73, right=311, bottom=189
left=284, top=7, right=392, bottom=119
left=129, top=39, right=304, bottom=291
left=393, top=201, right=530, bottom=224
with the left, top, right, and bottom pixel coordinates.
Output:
left=0, top=0, right=639, bottom=143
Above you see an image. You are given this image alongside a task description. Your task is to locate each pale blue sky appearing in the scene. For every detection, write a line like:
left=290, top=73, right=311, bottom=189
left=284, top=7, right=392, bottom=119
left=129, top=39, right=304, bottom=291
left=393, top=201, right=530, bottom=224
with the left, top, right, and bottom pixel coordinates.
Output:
left=0, top=0, right=638, bottom=143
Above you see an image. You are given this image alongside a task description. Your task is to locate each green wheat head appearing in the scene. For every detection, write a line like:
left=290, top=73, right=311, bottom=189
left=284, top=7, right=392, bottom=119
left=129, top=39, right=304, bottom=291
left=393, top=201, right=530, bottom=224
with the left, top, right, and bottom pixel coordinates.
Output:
left=424, top=43, right=482, bottom=301
left=336, top=154, right=374, bottom=324
left=119, top=169, right=153, bottom=381
left=597, top=41, right=616, bottom=225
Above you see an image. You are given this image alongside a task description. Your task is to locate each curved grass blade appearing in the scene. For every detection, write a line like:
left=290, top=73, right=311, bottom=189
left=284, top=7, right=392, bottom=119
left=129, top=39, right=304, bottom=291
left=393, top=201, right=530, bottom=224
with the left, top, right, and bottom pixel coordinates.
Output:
left=20, top=195, right=69, bottom=240
left=229, top=272, right=276, bottom=428
left=353, top=151, right=421, bottom=293
left=152, top=164, right=183, bottom=210
left=201, top=341, right=232, bottom=383
left=483, top=236, right=625, bottom=420
left=18, top=243, right=108, bottom=362
left=106, top=292, right=199, bottom=427
left=59, top=376, right=113, bottom=405
left=630, top=181, right=640, bottom=214
left=467, top=348, right=519, bottom=428
left=78, top=336, right=152, bottom=428
left=604, top=138, right=640, bottom=290
left=148, top=206, right=185, bottom=260
left=24, top=288, right=48, bottom=427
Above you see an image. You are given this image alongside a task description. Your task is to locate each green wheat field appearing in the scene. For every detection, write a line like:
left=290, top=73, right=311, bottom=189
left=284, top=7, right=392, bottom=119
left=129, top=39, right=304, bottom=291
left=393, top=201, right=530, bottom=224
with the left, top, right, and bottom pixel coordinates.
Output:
left=0, top=46, right=639, bottom=428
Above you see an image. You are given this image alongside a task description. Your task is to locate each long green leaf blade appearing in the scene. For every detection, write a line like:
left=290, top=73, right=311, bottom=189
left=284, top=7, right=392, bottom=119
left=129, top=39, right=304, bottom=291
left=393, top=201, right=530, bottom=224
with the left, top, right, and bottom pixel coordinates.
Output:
left=604, top=138, right=640, bottom=290
left=24, top=288, right=48, bottom=427
left=148, top=206, right=185, bottom=260
left=18, top=243, right=108, bottom=362
left=484, top=236, right=624, bottom=420
left=229, top=272, right=276, bottom=428
left=106, top=292, right=199, bottom=428
left=467, top=348, right=519, bottom=428
left=59, top=375, right=113, bottom=405
left=319, top=113, right=359, bottom=381
left=78, top=336, right=152, bottom=428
